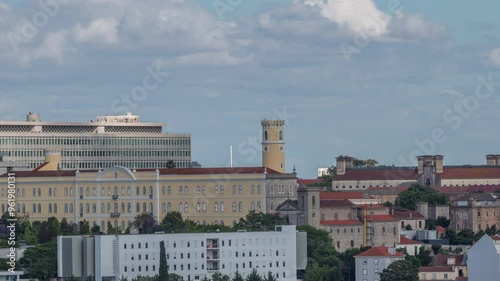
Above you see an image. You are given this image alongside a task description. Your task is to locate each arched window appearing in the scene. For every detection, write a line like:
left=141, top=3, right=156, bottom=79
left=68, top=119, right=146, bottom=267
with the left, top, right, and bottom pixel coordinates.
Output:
left=128, top=203, right=131, bottom=213
left=102, top=203, right=105, bottom=213
left=251, top=185, right=255, bottom=194
left=136, top=187, right=140, bottom=195
left=196, top=186, right=200, bottom=194
left=101, top=187, right=105, bottom=196
left=382, top=227, right=386, bottom=235
left=93, top=187, right=96, bottom=196
left=350, top=240, right=354, bottom=247
left=220, top=202, right=224, bottom=212
left=238, top=202, right=243, bottom=212
left=425, top=178, right=431, bottom=186
left=196, top=203, right=201, bottom=212
left=107, top=187, right=111, bottom=195
left=22, top=204, right=25, bottom=213
left=167, top=186, right=171, bottom=195
left=22, top=188, right=25, bottom=197
left=64, top=188, right=68, bottom=196
left=238, top=185, right=242, bottom=194
left=121, top=203, right=125, bottom=213
left=38, top=188, right=41, bottom=196
left=143, top=203, right=146, bottom=212
left=214, top=220, right=218, bottom=225
left=167, top=203, right=172, bottom=212
left=214, top=203, right=219, bottom=212
left=214, top=185, right=218, bottom=194
left=183, top=203, right=188, bottom=213
left=127, top=187, right=131, bottom=195
left=264, top=130, right=268, bottom=141
left=270, top=200, right=274, bottom=211
left=37, top=204, right=41, bottom=213
left=162, top=186, right=166, bottom=195
left=257, top=201, right=261, bottom=212
left=48, top=204, right=52, bottom=213
left=49, top=188, right=52, bottom=196
left=32, top=188, right=36, bottom=196
left=86, top=187, right=90, bottom=196
left=393, top=227, right=397, bottom=235
left=220, top=185, right=224, bottom=194
left=179, top=203, right=183, bottom=213
left=202, top=202, right=207, bottom=212
left=203, top=186, right=206, bottom=195
left=136, top=203, right=140, bottom=212
left=33, top=204, right=36, bottom=213
left=270, top=185, right=274, bottom=196
left=250, top=202, right=255, bottom=211
left=93, top=203, right=97, bottom=213
left=162, top=203, right=166, bottom=213
left=65, top=203, right=68, bottom=213
left=312, top=196, right=316, bottom=207
left=121, top=187, right=125, bottom=195
left=69, top=203, right=73, bottom=213
left=337, top=241, right=340, bottom=249
left=321, top=213, right=325, bottom=221
left=257, top=185, right=261, bottom=194
left=121, top=221, right=126, bottom=230
left=143, top=186, right=146, bottom=195
left=184, top=186, right=188, bottom=195
left=232, top=202, right=237, bottom=212
left=86, top=203, right=90, bottom=213
left=107, top=203, right=111, bottom=213
left=279, top=130, right=283, bottom=140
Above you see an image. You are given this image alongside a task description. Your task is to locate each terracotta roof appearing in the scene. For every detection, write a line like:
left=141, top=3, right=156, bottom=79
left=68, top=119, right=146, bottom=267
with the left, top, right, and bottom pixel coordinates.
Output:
left=440, top=166, right=500, bottom=179
left=334, top=168, right=419, bottom=181
left=434, top=185, right=500, bottom=194
left=355, top=204, right=387, bottom=209
left=367, top=214, right=396, bottom=221
left=0, top=170, right=77, bottom=177
left=297, top=178, right=324, bottom=185
left=33, top=162, right=50, bottom=171
left=419, top=266, right=454, bottom=273
left=320, top=220, right=362, bottom=226
left=320, top=199, right=355, bottom=208
left=391, top=207, right=425, bottom=219
left=434, top=255, right=465, bottom=266
left=356, top=246, right=404, bottom=257
left=399, top=236, right=421, bottom=245
left=454, top=193, right=498, bottom=202
left=490, top=234, right=500, bottom=241
left=436, top=226, right=446, bottom=233
left=320, top=191, right=370, bottom=200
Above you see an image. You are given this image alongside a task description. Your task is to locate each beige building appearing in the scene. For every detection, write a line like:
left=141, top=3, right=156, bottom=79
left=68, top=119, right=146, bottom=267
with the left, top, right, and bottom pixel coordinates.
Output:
left=0, top=149, right=297, bottom=232
left=450, top=193, right=500, bottom=232
left=333, top=154, right=500, bottom=190
left=419, top=266, right=459, bottom=281
left=261, top=120, right=285, bottom=173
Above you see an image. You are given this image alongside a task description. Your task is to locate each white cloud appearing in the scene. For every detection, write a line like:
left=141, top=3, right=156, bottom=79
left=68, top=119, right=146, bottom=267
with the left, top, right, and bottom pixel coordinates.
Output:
left=73, top=18, right=120, bottom=44
left=156, top=51, right=253, bottom=67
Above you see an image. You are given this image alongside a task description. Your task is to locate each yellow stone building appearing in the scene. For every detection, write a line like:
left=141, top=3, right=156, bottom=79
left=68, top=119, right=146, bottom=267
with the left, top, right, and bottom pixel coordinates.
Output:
left=261, top=119, right=285, bottom=173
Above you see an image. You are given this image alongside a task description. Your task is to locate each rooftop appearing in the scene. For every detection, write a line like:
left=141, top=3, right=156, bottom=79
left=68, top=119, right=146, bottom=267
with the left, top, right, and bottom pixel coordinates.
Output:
left=320, top=199, right=355, bottom=208
left=320, top=220, right=362, bottom=226
left=399, top=236, right=421, bottom=245
left=320, top=191, right=371, bottom=200
left=434, top=255, right=465, bottom=266
left=366, top=214, right=396, bottom=222
left=418, top=266, right=454, bottom=273
left=390, top=206, right=425, bottom=219
left=334, top=167, right=419, bottom=181
left=356, top=246, right=404, bottom=257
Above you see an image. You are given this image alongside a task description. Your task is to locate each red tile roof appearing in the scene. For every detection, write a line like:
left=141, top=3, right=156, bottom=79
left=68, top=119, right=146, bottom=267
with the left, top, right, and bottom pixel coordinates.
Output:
left=297, top=178, right=325, bottom=185
left=391, top=207, right=425, bottom=219
left=440, top=166, right=500, bottom=179
left=434, top=184, right=500, bottom=193
left=33, top=162, right=50, bottom=171
left=434, top=255, right=465, bottom=266
left=320, top=220, right=362, bottom=226
left=356, top=246, right=404, bottom=257
left=419, top=266, right=454, bottom=273
left=320, top=199, right=355, bottom=208
left=334, top=168, right=419, bottom=181
left=399, top=236, right=421, bottom=245
left=320, top=191, right=370, bottom=200
left=367, top=214, right=396, bottom=221
left=490, top=235, right=500, bottom=241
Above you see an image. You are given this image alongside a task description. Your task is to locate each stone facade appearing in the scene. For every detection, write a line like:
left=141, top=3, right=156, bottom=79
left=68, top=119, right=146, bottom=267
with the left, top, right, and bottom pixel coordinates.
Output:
left=450, top=193, right=500, bottom=232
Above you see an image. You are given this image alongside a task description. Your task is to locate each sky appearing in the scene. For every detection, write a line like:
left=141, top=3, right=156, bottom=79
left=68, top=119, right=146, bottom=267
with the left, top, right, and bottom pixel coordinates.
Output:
left=0, top=0, right=500, bottom=178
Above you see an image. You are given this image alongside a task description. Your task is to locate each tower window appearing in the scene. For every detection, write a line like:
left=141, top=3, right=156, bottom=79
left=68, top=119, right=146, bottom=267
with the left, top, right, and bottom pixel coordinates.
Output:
left=264, top=130, right=268, bottom=141
left=279, top=130, right=283, bottom=140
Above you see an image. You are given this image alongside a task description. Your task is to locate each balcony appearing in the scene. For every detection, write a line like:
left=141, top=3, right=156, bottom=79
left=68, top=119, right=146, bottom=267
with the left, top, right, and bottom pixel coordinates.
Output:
left=110, top=213, right=121, bottom=218
left=207, top=243, right=219, bottom=249
left=112, top=194, right=119, bottom=200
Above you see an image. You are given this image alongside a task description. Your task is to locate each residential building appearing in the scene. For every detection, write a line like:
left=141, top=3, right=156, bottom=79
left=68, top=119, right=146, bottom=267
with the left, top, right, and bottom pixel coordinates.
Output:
left=0, top=112, right=191, bottom=169
left=390, top=206, right=426, bottom=231
left=415, top=201, right=450, bottom=220
left=419, top=266, right=458, bottom=281
left=333, top=155, right=500, bottom=190
left=57, top=225, right=307, bottom=281
left=355, top=246, right=404, bottom=281
left=396, top=236, right=421, bottom=256
left=468, top=234, right=500, bottom=281
left=450, top=193, right=500, bottom=232
left=433, top=254, right=467, bottom=278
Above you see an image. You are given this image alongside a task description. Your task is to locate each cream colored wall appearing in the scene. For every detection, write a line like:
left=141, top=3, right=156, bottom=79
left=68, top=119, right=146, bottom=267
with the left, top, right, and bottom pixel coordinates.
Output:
left=419, top=270, right=458, bottom=281
left=321, top=224, right=364, bottom=252
left=0, top=168, right=267, bottom=232
left=441, top=178, right=500, bottom=186
left=261, top=121, right=285, bottom=173
left=332, top=179, right=413, bottom=190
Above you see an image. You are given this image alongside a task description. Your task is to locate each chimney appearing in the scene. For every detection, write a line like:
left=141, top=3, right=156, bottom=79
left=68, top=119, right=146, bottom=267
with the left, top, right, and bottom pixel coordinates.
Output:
left=486, top=155, right=500, bottom=166
left=434, top=155, right=444, bottom=174
left=417, top=156, right=425, bottom=174
left=336, top=156, right=353, bottom=176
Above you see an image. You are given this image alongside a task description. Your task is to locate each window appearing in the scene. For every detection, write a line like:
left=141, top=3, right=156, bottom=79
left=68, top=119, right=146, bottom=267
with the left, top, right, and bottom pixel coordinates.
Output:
left=184, top=186, right=188, bottom=195
left=214, top=185, right=218, bottom=194
left=202, top=202, right=207, bottom=212
left=167, top=186, right=171, bottom=195
left=179, top=186, right=183, bottom=195
left=233, top=185, right=236, bottom=194
left=214, top=203, right=219, bottom=212
left=238, top=185, right=242, bottom=194
left=362, top=269, right=368, bottom=275
left=221, top=185, right=224, bottom=194
left=197, top=186, right=200, bottom=194
left=279, top=130, right=283, bottom=140
left=264, top=130, right=268, bottom=141
left=373, top=259, right=379, bottom=265
left=239, top=202, right=243, bottom=212
left=362, top=259, right=367, bottom=265
left=220, top=202, right=224, bottom=212
left=232, top=202, right=237, bottom=212
left=203, top=186, right=206, bottom=195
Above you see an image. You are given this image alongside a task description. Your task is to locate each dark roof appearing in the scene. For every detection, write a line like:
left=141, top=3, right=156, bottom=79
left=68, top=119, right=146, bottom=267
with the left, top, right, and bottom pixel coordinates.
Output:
left=391, top=206, right=425, bottom=219
left=320, top=220, right=362, bottom=226
left=0, top=170, right=77, bottom=177
left=356, top=246, right=404, bottom=257
left=334, top=167, right=419, bottom=181
left=454, top=193, right=498, bottom=202
left=418, top=266, right=454, bottom=273
left=434, top=255, right=465, bottom=266
left=434, top=185, right=500, bottom=194
left=440, top=166, right=500, bottom=179
left=275, top=199, right=299, bottom=211
left=365, top=186, right=409, bottom=194
left=320, top=199, right=355, bottom=208
left=320, top=191, right=371, bottom=200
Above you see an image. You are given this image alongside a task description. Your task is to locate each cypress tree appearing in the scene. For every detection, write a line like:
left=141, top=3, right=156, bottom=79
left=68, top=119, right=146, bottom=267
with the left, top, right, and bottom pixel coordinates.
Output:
left=159, top=241, right=169, bottom=281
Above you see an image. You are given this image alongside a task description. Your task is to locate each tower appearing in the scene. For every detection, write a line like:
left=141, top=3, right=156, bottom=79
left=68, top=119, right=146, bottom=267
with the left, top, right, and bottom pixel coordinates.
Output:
left=261, top=119, right=285, bottom=173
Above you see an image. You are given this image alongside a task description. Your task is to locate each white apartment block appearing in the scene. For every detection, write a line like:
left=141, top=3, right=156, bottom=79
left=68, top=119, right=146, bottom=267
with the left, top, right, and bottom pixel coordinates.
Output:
left=0, top=112, right=191, bottom=169
left=58, top=225, right=307, bottom=281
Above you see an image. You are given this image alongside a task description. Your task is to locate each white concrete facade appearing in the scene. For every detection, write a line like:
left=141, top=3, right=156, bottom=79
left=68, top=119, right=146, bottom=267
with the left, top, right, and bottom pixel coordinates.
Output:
left=468, top=234, right=500, bottom=281
left=58, top=225, right=307, bottom=281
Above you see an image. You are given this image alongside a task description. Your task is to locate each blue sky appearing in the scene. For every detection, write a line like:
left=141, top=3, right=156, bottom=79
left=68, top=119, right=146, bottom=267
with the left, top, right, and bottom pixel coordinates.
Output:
left=0, top=0, right=499, bottom=178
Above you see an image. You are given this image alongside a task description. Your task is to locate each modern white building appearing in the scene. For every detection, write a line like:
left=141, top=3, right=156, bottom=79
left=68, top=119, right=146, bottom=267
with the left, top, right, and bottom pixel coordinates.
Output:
left=468, top=234, right=500, bottom=281
left=58, top=225, right=307, bottom=281
left=317, top=168, right=329, bottom=177
left=355, top=246, right=404, bottom=281
left=0, top=112, right=191, bottom=169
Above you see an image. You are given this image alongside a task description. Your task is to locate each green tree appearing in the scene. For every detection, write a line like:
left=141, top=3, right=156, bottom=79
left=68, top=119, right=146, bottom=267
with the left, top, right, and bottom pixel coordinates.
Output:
left=431, top=245, right=442, bottom=255
left=19, top=241, right=58, bottom=281
left=159, top=241, right=169, bottom=281
left=161, top=212, right=187, bottom=233
left=133, top=212, right=158, bottom=234
left=212, top=272, right=231, bottom=281
left=236, top=211, right=287, bottom=231
left=416, top=246, right=432, bottom=266
left=79, top=220, right=91, bottom=235
left=405, top=255, right=421, bottom=268
left=353, top=158, right=379, bottom=167
left=379, top=260, right=419, bottom=281
left=120, top=275, right=129, bottom=281
left=246, top=269, right=262, bottom=281
left=456, top=228, right=474, bottom=245
left=168, top=273, right=184, bottom=281
left=166, top=160, right=176, bottom=168
left=35, top=217, right=61, bottom=243
left=436, top=216, right=450, bottom=228
left=485, top=225, right=498, bottom=235
left=232, top=271, right=244, bottom=281
left=91, top=224, right=101, bottom=234
left=263, top=272, right=277, bottom=281
left=396, top=183, right=448, bottom=210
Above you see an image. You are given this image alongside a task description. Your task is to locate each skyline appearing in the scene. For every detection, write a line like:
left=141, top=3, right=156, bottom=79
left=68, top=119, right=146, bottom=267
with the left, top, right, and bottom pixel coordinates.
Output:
left=0, top=0, right=499, bottom=178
